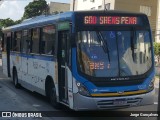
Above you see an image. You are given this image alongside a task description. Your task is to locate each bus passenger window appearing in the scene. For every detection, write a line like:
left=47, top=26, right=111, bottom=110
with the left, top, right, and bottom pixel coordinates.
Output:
left=22, top=30, right=28, bottom=53
left=41, top=25, right=56, bottom=55
left=13, top=31, right=21, bottom=52
left=11, top=32, right=15, bottom=51
left=28, top=30, right=32, bottom=53
left=32, top=28, right=40, bottom=54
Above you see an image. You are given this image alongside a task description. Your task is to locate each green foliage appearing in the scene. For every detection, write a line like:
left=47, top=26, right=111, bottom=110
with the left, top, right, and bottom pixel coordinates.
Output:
left=22, top=0, right=48, bottom=20
left=14, top=19, right=22, bottom=25
left=153, top=42, right=160, bottom=65
left=0, top=18, right=22, bottom=39
left=153, top=42, right=160, bottom=56
left=0, top=18, right=14, bottom=39
left=0, top=28, right=2, bottom=39
left=0, top=18, right=15, bottom=28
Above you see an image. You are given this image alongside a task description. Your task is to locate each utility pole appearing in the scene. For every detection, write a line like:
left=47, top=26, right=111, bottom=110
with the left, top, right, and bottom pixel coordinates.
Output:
left=103, top=0, right=105, bottom=10
left=73, top=0, right=75, bottom=11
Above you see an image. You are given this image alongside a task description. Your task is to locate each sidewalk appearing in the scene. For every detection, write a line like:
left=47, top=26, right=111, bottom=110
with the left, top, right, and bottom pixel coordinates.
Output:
left=155, top=77, right=159, bottom=88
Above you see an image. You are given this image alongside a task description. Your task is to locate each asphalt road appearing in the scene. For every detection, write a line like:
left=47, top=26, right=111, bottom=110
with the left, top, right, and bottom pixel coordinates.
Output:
left=0, top=59, right=158, bottom=120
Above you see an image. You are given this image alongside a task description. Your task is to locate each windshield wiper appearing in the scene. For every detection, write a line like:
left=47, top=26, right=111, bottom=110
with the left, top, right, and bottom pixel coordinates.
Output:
left=96, top=32, right=108, bottom=52
left=96, top=31, right=110, bottom=63
left=131, top=31, right=135, bottom=61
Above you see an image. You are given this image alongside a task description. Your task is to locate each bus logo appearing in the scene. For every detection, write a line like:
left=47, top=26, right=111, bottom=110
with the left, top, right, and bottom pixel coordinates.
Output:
left=92, top=89, right=98, bottom=92
left=117, top=91, right=124, bottom=94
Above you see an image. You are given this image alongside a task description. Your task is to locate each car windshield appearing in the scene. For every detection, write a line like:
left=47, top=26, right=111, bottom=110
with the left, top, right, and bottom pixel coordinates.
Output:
left=77, top=30, right=152, bottom=77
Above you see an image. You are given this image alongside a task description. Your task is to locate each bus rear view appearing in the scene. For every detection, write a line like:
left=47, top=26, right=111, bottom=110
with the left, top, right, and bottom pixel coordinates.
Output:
left=72, top=11, right=155, bottom=110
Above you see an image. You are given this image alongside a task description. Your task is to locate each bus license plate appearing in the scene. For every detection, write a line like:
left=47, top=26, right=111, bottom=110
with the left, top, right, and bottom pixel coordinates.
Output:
left=113, top=100, right=127, bottom=106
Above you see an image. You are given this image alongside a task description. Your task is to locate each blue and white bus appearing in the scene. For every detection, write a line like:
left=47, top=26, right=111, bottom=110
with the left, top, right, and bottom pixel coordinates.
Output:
left=2, top=11, right=155, bottom=110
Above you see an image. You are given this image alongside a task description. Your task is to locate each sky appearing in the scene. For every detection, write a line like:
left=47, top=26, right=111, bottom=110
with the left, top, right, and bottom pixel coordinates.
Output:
left=0, top=0, right=70, bottom=21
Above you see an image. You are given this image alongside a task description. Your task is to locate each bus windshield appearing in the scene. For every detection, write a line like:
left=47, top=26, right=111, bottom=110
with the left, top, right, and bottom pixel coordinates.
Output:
left=77, top=30, right=152, bottom=77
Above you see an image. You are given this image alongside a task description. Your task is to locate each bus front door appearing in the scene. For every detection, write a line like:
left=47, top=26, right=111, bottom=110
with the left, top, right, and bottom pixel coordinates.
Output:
left=6, top=33, right=11, bottom=77
left=58, top=30, right=69, bottom=103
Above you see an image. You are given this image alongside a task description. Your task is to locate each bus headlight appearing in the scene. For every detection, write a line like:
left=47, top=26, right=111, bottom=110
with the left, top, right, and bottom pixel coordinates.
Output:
left=76, top=82, right=90, bottom=97
left=148, top=78, right=155, bottom=92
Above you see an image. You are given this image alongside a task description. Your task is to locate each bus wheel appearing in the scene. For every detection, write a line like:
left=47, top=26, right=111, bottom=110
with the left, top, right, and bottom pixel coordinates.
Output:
left=49, top=85, right=61, bottom=109
left=13, top=70, right=20, bottom=88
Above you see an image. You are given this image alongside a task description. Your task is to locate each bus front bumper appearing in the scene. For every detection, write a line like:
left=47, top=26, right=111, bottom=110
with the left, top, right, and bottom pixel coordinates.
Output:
left=73, top=89, right=155, bottom=111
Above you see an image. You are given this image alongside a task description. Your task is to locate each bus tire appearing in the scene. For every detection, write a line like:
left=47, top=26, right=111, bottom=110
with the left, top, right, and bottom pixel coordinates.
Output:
left=49, top=84, right=61, bottom=109
left=13, top=70, right=20, bottom=89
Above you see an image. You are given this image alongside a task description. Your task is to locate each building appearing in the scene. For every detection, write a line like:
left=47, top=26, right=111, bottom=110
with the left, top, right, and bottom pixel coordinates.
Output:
left=157, top=1, right=160, bottom=42
left=70, top=0, right=160, bottom=42
left=70, top=0, right=114, bottom=11
left=49, top=2, right=70, bottom=14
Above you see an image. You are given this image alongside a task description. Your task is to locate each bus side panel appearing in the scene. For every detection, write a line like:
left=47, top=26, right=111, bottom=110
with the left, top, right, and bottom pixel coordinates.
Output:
left=20, top=55, right=33, bottom=91
left=54, top=61, right=59, bottom=98
left=10, top=53, right=22, bottom=81
left=27, top=55, right=56, bottom=96
left=10, top=53, right=14, bottom=77
left=28, top=57, right=46, bottom=94
left=67, top=67, right=73, bottom=109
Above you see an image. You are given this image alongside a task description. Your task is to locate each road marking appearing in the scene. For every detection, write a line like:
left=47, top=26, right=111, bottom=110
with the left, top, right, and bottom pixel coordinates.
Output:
left=154, top=102, right=158, bottom=105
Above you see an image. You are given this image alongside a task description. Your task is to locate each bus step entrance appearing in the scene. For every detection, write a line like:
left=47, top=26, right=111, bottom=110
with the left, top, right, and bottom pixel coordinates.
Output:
left=61, top=99, right=69, bottom=104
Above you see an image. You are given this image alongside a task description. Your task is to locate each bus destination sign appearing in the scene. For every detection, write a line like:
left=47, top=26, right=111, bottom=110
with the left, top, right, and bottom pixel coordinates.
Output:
left=84, top=16, right=139, bottom=25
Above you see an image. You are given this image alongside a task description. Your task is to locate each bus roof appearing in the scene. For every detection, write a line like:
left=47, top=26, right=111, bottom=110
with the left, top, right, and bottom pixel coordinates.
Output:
left=2, top=10, right=146, bottom=33
left=2, top=11, right=73, bottom=32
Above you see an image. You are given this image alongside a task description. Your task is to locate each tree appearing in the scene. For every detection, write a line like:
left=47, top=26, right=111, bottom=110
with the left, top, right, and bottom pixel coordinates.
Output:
left=22, top=0, right=48, bottom=20
left=14, top=19, right=22, bottom=25
left=0, top=18, right=15, bottom=28
left=153, top=42, right=160, bottom=64
left=0, top=18, right=21, bottom=39
left=0, top=28, right=2, bottom=40
left=0, top=18, right=15, bottom=39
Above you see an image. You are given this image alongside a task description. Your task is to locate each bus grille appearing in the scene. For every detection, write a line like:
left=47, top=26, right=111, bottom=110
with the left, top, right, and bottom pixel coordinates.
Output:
left=97, top=98, right=142, bottom=109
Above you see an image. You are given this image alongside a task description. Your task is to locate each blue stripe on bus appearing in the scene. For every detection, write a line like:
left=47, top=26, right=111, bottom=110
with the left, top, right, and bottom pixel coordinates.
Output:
left=90, top=71, right=155, bottom=94
left=72, top=48, right=155, bottom=94
left=10, top=52, right=56, bottom=61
